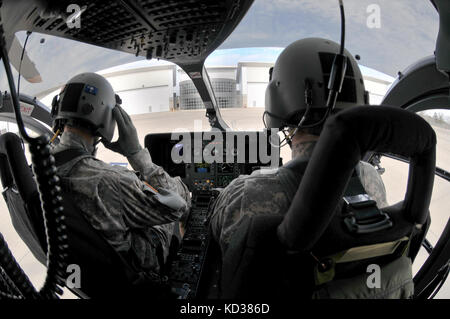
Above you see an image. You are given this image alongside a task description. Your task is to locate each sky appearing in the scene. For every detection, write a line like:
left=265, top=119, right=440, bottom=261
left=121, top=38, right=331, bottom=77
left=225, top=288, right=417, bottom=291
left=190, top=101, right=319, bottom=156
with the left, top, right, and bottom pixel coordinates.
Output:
left=219, top=0, right=439, bottom=75
left=0, top=0, right=440, bottom=97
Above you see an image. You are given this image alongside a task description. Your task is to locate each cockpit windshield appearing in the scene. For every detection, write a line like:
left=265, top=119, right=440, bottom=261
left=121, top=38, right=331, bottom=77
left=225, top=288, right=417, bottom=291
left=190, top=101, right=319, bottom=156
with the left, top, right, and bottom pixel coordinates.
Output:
left=0, top=0, right=442, bottom=164
left=0, top=0, right=446, bottom=191
left=0, top=1, right=440, bottom=130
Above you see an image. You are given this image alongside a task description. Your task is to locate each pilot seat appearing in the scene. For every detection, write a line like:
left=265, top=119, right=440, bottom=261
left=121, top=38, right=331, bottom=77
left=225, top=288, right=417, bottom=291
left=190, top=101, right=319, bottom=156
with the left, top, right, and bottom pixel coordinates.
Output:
left=211, top=105, right=435, bottom=299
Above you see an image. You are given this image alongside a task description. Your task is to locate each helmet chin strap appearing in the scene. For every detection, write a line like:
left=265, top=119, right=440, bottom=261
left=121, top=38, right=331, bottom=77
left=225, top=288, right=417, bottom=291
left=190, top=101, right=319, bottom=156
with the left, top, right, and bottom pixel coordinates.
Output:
left=50, top=129, right=61, bottom=144
left=92, top=137, right=102, bottom=156
left=281, top=129, right=293, bottom=148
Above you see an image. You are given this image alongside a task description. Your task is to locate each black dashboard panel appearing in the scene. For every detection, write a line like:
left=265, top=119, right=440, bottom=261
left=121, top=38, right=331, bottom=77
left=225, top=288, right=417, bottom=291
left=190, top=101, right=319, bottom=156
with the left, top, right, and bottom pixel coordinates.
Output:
left=145, top=131, right=281, bottom=193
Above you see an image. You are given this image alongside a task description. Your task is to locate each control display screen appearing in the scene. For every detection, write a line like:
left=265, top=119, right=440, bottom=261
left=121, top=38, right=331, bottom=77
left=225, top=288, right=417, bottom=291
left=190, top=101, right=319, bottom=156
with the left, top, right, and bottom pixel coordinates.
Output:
left=195, top=163, right=211, bottom=173
left=145, top=131, right=280, bottom=192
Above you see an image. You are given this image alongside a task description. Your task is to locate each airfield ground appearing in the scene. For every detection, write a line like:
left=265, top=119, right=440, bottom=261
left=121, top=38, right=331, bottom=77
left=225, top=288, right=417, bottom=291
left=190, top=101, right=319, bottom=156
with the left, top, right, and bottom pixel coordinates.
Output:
left=0, top=108, right=448, bottom=299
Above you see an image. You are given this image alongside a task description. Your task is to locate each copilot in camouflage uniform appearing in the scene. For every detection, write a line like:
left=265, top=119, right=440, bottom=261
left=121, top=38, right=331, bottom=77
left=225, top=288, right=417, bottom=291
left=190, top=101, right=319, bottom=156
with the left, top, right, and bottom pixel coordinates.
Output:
left=52, top=131, right=191, bottom=276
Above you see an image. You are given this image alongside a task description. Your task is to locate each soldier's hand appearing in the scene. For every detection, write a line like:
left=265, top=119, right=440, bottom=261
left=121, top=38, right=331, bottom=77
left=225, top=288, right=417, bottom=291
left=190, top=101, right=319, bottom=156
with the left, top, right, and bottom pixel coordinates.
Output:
left=102, top=105, right=142, bottom=157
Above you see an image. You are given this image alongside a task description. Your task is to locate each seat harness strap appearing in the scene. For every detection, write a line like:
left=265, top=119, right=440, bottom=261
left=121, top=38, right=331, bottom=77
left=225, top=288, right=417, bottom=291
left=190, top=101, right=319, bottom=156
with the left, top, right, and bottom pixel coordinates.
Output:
left=342, top=170, right=392, bottom=234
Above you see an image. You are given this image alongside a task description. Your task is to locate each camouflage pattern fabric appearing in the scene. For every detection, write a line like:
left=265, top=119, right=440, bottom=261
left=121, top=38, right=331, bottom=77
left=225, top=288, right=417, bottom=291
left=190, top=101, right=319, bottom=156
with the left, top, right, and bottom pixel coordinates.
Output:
left=52, top=131, right=191, bottom=275
left=209, top=141, right=388, bottom=257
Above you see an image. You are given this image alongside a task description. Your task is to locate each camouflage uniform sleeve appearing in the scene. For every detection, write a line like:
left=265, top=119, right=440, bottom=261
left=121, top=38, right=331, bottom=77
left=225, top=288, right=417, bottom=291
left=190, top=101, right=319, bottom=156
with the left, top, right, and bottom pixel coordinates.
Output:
left=98, top=168, right=188, bottom=228
left=358, top=161, right=388, bottom=208
left=127, top=148, right=191, bottom=210
left=209, top=177, right=246, bottom=255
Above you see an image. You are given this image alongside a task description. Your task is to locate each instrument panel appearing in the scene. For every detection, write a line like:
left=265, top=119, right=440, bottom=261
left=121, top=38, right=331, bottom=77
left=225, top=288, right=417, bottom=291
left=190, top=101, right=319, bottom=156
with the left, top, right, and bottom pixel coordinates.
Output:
left=145, top=131, right=281, bottom=193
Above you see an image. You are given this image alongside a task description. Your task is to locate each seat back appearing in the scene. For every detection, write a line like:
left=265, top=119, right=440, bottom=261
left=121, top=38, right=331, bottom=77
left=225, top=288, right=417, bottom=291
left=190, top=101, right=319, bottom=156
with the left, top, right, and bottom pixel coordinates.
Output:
left=219, top=106, right=436, bottom=299
left=61, top=192, right=168, bottom=298
left=0, top=132, right=168, bottom=298
left=0, top=133, right=47, bottom=264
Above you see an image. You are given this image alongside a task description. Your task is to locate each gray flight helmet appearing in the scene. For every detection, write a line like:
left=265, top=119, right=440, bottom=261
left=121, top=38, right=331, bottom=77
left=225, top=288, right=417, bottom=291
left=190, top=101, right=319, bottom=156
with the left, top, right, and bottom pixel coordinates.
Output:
left=265, top=38, right=367, bottom=130
left=51, top=72, right=117, bottom=142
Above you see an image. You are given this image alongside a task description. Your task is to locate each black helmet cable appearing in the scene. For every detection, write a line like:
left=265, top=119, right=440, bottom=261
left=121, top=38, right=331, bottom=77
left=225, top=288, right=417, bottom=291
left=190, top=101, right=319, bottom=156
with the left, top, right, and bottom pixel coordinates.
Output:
left=17, top=31, right=31, bottom=97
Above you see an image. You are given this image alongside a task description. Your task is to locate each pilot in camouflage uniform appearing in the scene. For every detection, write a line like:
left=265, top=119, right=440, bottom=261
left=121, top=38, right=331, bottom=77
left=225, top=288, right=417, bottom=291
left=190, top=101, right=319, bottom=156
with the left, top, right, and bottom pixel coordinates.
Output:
left=210, top=38, right=388, bottom=257
left=210, top=141, right=387, bottom=256
left=50, top=73, right=191, bottom=278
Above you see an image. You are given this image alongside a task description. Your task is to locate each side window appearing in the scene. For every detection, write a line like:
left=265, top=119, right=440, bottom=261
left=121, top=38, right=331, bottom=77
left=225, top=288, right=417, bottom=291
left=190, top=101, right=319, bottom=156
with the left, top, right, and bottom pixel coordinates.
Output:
left=378, top=108, right=450, bottom=298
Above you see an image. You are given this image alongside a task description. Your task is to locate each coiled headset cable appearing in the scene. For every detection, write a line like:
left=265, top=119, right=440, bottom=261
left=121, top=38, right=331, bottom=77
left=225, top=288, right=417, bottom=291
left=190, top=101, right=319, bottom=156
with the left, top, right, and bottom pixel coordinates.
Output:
left=0, top=16, right=68, bottom=299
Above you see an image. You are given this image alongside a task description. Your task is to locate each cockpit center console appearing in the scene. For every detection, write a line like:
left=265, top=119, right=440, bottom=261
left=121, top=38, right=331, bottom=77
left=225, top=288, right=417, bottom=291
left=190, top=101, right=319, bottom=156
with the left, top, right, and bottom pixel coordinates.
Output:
left=145, top=131, right=280, bottom=298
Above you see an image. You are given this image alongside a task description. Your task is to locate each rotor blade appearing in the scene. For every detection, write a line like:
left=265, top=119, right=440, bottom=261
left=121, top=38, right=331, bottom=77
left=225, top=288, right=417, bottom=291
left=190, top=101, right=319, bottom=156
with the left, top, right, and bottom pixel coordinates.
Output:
left=8, top=35, right=42, bottom=83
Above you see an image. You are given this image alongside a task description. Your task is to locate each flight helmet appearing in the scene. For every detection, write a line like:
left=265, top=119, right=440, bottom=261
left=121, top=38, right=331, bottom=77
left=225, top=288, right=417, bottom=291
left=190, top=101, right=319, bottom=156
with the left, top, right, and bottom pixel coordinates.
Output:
left=264, top=37, right=368, bottom=130
left=51, top=72, right=117, bottom=142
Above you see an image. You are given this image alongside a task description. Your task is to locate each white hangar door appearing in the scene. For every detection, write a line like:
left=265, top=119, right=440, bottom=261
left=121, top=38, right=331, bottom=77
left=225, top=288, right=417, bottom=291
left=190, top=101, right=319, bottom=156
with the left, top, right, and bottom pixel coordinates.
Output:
left=118, top=86, right=171, bottom=115
left=247, top=82, right=268, bottom=108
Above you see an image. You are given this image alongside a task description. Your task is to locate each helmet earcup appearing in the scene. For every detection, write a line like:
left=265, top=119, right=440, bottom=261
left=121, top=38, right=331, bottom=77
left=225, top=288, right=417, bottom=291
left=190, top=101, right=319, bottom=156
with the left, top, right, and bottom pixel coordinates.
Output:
left=264, top=38, right=366, bottom=129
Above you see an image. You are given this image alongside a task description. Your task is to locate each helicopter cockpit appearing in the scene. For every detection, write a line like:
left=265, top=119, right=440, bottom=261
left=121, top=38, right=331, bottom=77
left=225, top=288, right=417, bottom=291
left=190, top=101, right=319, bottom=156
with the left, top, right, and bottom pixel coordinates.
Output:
left=0, top=0, right=448, bottom=304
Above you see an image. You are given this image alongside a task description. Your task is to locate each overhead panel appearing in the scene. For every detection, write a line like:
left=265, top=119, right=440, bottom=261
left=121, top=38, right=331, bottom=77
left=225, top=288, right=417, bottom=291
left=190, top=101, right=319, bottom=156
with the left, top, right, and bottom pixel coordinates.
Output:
left=8, top=0, right=253, bottom=64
